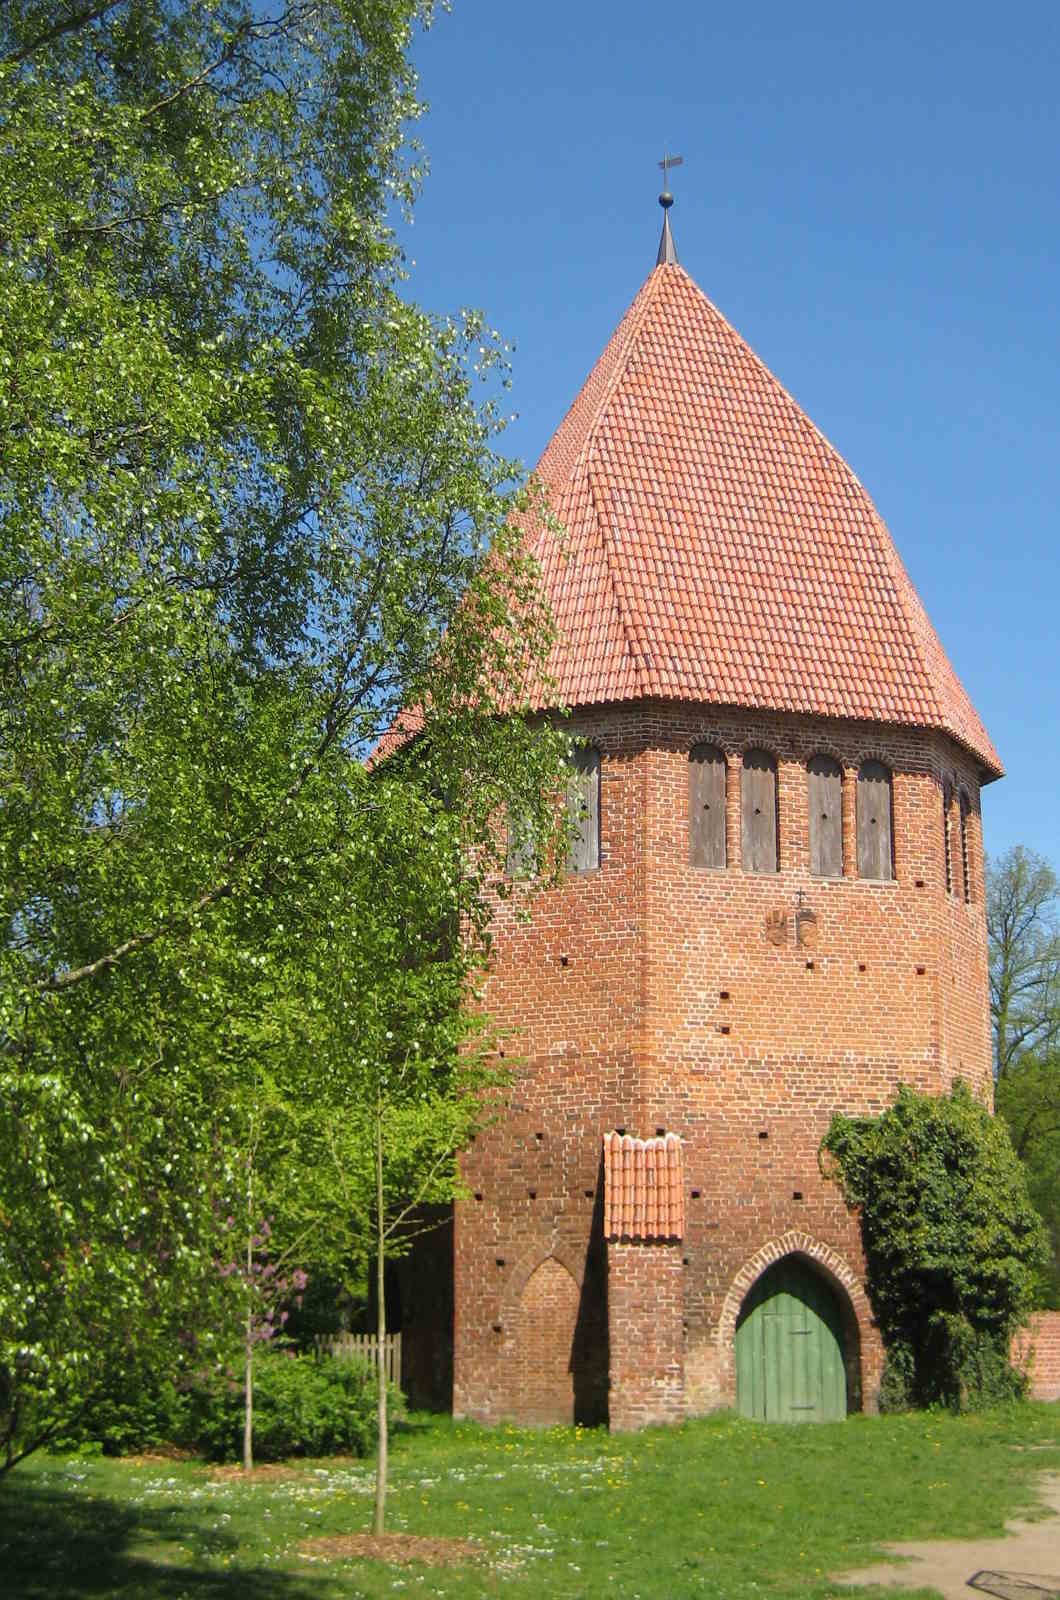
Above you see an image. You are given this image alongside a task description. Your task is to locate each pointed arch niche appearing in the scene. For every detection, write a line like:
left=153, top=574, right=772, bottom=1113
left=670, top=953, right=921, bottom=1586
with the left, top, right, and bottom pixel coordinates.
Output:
left=504, top=1249, right=607, bottom=1427
left=513, top=1257, right=579, bottom=1424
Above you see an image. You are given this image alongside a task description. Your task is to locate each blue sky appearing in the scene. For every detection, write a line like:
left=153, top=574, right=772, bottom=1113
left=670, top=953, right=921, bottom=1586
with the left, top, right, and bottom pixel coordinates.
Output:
left=399, top=0, right=1060, bottom=873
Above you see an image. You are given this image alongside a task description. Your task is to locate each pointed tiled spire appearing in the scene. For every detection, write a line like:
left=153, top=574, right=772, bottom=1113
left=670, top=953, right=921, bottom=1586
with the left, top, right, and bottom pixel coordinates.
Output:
left=521, top=262, right=1002, bottom=778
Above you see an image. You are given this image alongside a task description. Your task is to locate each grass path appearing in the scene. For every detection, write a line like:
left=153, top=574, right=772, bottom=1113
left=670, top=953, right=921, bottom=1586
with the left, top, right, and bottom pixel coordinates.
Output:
left=1, top=1405, right=1057, bottom=1598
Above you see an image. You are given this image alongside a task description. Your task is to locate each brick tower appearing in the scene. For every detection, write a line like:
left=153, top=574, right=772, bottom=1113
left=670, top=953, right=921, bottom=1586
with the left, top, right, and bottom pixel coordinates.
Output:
left=400, top=199, right=1001, bottom=1430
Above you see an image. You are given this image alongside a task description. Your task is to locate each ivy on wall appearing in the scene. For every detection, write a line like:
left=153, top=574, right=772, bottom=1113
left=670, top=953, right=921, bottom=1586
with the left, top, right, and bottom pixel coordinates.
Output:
left=822, top=1083, right=1047, bottom=1410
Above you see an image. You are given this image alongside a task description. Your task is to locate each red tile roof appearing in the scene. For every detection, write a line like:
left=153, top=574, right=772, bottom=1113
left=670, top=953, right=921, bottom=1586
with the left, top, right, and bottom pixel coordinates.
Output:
left=520, top=263, right=1001, bottom=778
left=603, top=1131, right=684, bottom=1241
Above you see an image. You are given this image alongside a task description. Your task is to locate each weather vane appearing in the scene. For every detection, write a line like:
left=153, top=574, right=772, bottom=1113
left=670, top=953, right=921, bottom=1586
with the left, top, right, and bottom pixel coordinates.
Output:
left=658, top=151, right=684, bottom=207
left=656, top=152, right=683, bottom=264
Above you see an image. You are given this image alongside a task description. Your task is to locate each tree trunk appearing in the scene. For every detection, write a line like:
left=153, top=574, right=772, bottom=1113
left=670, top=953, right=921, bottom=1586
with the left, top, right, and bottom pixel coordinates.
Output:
left=373, top=1089, right=387, bottom=1536
left=243, top=1328, right=253, bottom=1474
left=243, top=1169, right=254, bottom=1474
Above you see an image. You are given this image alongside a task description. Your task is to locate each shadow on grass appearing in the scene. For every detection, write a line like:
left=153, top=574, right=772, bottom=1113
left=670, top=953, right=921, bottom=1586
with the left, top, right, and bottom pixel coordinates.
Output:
left=0, top=1477, right=326, bottom=1600
left=390, top=1414, right=439, bottom=1440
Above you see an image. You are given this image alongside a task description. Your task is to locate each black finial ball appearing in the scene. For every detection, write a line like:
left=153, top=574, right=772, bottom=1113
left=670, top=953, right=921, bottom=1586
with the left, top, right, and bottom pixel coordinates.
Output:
left=659, top=189, right=674, bottom=209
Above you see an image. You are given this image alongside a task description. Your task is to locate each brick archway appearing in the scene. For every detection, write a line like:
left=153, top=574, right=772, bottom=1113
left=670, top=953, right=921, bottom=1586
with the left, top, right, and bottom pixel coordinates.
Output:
left=716, top=1231, right=876, bottom=1413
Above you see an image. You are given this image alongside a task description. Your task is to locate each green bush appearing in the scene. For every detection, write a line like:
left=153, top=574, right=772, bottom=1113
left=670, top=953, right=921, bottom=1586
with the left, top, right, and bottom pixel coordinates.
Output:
left=182, top=1347, right=402, bottom=1462
left=924, top=1312, right=1027, bottom=1409
left=72, top=1376, right=189, bottom=1457
left=877, top=1346, right=916, bottom=1414
left=44, top=1347, right=400, bottom=1462
left=39, top=1362, right=191, bottom=1458
left=822, top=1082, right=1047, bottom=1411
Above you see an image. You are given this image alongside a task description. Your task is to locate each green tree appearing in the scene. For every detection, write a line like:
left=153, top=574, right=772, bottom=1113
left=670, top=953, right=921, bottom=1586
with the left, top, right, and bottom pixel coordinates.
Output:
left=987, top=847, right=1060, bottom=1308
left=988, top=846, right=1060, bottom=1079
left=296, top=768, right=509, bottom=1533
left=822, top=1083, right=1047, bottom=1410
left=0, top=0, right=568, bottom=1471
left=995, top=1062, right=1060, bottom=1308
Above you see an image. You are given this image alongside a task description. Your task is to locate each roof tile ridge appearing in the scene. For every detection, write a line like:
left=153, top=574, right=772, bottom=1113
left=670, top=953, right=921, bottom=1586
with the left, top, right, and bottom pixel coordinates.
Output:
left=858, top=503, right=1000, bottom=774
left=864, top=502, right=948, bottom=729
left=533, top=269, right=669, bottom=702
left=864, top=510, right=1002, bottom=774
left=575, top=266, right=669, bottom=462
left=585, top=458, right=649, bottom=697
left=683, top=273, right=955, bottom=737
left=684, top=273, right=864, bottom=486
left=537, top=268, right=669, bottom=493
left=567, top=269, right=673, bottom=699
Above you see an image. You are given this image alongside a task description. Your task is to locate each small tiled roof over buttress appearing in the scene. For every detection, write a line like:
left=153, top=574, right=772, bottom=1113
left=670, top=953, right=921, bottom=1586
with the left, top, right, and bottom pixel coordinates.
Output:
left=521, top=262, right=1001, bottom=779
left=603, top=1131, right=684, bottom=1241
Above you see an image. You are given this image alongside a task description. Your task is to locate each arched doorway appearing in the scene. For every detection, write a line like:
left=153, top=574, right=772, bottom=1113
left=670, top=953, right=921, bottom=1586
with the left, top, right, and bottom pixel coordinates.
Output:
left=735, top=1256, right=847, bottom=1421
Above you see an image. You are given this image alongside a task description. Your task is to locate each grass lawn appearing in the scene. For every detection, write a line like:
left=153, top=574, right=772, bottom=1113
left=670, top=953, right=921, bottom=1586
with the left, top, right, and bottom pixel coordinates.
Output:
left=1, top=1405, right=1057, bottom=1599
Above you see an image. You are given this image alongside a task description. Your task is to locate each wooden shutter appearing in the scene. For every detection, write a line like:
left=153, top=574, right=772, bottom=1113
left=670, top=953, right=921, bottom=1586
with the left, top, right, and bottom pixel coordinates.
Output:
left=741, top=749, right=778, bottom=874
left=857, top=761, right=893, bottom=880
left=690, top=744, right=726, bottom=868
left=959, top=790, right=972, bottom=903
left=807, top=755, right=842, bottom=877
left=567, top=747, right=600, bottom=872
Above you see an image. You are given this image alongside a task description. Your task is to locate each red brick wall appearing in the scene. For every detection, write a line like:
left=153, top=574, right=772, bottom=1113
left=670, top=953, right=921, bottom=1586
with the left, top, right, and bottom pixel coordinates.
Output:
left=452, top=700, right=994, bottom=1426
left=1013, top=1313, right=1060, bottom=1402
left=607, top=1242, right=684, bottom=1430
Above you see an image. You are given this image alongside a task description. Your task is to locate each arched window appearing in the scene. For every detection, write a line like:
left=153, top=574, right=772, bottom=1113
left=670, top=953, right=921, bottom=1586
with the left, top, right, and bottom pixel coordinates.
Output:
left=942, top=779, right=954, bottom=894
left=741, top=749, right=778, bottom=873
left=857, top=761, right=893, bottom=880
left=807, top=755, right=843, bottom=877
left=959, top=790, right=972, bottom=903
left=566, top=746, right=600, bottom=872
left=689, top=744, right=726, bottom=868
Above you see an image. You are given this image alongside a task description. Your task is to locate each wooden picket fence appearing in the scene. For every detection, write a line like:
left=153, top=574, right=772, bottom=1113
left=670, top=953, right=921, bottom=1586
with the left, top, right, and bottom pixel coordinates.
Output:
left=313, top=1331, right=402, bottom=1386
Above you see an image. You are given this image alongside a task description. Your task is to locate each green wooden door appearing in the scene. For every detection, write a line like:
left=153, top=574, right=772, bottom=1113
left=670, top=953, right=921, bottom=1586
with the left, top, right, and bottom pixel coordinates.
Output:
left=735, top=1258, right=847, bottom=1421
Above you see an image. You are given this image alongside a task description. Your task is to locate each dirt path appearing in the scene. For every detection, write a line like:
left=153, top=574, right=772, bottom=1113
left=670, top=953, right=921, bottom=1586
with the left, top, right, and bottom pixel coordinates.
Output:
left=837, top=1474, right=1060, bottom=1599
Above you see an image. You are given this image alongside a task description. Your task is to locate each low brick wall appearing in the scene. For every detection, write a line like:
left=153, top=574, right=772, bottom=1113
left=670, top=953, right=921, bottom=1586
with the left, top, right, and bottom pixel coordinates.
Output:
left=1012, top=1313, right=1060, bottom=1401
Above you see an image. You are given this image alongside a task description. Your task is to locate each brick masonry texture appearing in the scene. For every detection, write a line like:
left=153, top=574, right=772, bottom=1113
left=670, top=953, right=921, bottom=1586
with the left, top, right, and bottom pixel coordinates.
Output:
left=1013, top=1313, right=1060, bottom=1403
left=608, top=1243, right=685, bottom=1431
left=442, top=700, right=993, bottom=1427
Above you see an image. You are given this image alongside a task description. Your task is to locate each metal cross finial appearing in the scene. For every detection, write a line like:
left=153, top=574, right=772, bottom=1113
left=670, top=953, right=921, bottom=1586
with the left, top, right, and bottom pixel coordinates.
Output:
left=658, top=151, right=684, bottom=204
left=656, top=152, right=683, bottom=264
